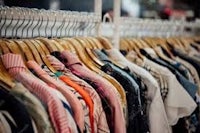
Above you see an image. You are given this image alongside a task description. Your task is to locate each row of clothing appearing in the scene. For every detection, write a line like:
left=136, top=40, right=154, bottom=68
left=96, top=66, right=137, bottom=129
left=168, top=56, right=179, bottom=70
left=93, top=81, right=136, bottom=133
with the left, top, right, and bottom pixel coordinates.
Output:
left=0, top=37, right=199, bottom=133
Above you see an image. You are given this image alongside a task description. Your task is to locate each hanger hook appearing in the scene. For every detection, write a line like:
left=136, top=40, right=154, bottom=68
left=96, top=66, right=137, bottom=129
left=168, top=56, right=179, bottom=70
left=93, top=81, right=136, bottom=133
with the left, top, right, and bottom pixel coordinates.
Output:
left=88, top=13, right=96, bottom=36
left=0, top=7, right=7, bottom=37
left=11, top=8, right=20, bottom=38
left=44, top=10, right=49, bottom=37
left=72, top=12, right=79, bottom=37
left=60, top=11, right=68, bottom=37
left=78, top=12, right=87, bottom=36
left=73, top=13, right=79, bottom=37
left=67, top=12, right=75, bottom=36
left=15, top=8, right=26, bottom=38
left=4, top=8, right=14, bottom=37
left=81, top=13, right=89, bottom=36
left=50, top=11, right=57, bottom=38
left=56, top=11, right=65, bottom=38
left=26, top=9, right=35, bottom=38
left=64, top=11, right=71, bottom=36
left=21, top=9, right=31, bottom=38
left=32, top=9, right=40, bottom=38
left=38, top=10, right=44, bottom=37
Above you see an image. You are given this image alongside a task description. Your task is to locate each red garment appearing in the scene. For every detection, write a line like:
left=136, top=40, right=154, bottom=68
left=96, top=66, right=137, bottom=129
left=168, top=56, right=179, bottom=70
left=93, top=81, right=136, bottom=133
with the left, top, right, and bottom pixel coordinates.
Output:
left=1, top=53, right=74, bottom=133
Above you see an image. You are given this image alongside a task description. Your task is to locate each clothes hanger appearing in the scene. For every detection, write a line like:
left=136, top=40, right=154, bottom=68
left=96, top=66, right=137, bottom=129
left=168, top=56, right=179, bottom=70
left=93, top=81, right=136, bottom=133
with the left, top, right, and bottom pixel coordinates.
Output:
left=54, top=39, right=72, bottom=51
left=128, top=39, right=145, bottom=60
left=120, top=39, right=132, bottom=52
left=179, top=37, right=191, bottom=51
left=132, top=38, right=145, bottom=49
left=31, top=39, right=57, bottom=73
left=64, top=38, right=101, bottom=70
left=142, top=37, right=175, bottom=62
left=75, top=37, right=104, bottom=68
left=74, top=37, right=93, bottom=49
left=96, top=37, right=113, bottom=49
left=88, top=37, right=103, bottom=49
left=0, top=40, right=11, bottom=54
left=20, top=9, right=44, bottom=65
left=142, top=37, right=156, bottom=48
left=50, top=39, right=65, bottom=52
left=138, top=39, right=149, bottom=48
left=23, top=39, right=43, bottom=65
left=61, top=38, right=77, bottom=52
left=37, top=38, right=58, bottom=53
left=174, top=38, right=186, bottom=51
left=34, top=40, right=51, bottom=55
left=83, top=37, right=98, bottom=49
left=155, top=38, right=174, bottom=57
left=67, top=38, right=127, bottom=106
left=4, top=40, right=27, bottom=62
left=0, top=40, right=16, bottom=88
left=167, top=37, right=184, bottom=50
left=14, top=40, right=35, bottom=61
left=22, top=8, right=41, bottom=62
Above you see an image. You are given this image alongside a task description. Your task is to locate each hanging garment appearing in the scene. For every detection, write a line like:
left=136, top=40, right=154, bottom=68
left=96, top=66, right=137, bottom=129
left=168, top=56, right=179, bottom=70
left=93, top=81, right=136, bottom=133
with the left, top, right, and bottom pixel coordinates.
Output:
left=93, top=49, right=149, bottom=133
left=47, top=54, right=110, bottom=133
left=0, top=87, right=34, bottom=133
left=1, top=53, right=76, bottom=133
left=56, top=50, right=126, bottom=133
left=141, top=48, right=198, bottom=99
left=27, top=60, right=94, bottom=133
left=10, top=83, right=54, bottom=133
left=105, top=49, right=171, bottom=133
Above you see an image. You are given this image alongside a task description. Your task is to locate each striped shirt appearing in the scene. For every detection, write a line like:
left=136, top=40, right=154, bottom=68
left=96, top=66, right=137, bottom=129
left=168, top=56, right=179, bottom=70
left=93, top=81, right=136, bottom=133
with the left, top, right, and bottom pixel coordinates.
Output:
left=26, top=60, right=85, bottom=133
left=1, top=53, right=75, bottom=133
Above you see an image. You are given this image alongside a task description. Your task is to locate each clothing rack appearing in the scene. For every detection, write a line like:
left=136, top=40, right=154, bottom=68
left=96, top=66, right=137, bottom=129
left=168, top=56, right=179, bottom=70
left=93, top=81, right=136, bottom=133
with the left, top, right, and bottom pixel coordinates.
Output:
left=101, top=17, right=200, bottom=38
left=1, top=2, right=200, bottom=133
left=120, top=17, right=200, bottom=37
left=1, top=1, right=200, bottom=48
left=0, top=4, right=102, bottom=38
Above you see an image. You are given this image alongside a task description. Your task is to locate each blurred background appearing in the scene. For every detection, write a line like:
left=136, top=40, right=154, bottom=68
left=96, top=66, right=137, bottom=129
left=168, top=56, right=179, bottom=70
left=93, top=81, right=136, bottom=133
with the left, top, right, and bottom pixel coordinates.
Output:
left=1, top=0, right=200, bottom=20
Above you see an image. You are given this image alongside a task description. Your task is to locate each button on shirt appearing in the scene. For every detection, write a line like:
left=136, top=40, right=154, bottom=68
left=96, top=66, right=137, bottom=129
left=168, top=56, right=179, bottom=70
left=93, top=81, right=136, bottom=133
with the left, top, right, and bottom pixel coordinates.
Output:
left=1, top=53, right=74, bottom=133
left=47, top=55, right=110, bottom=133
left=59, top=50, right=126, bottom=133
left=106, top=49, right=171, bottom=133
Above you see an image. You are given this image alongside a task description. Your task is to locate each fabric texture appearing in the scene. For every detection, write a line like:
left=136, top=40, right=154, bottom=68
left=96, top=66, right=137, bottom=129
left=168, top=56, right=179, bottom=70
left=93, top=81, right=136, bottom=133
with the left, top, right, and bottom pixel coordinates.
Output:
left=47, top=55, right=110, bottom=133
left=57, top=50, right=126, bottom=133
left=142, top=57, right=197, bottom=125
left=141, top=48, right=198, bottom=99
left=27, top=60, right=84, bottom=133
left=10, top=82, right=54, bottom=133
left=1, top=53, right=74, bottom=133
left=93, top=49, right=149, bottom=133
left=0, top=111, right=12, bottom=133
left=0, top=87, right=34, bottom=133
left=107, top=49, right=171, bottom=133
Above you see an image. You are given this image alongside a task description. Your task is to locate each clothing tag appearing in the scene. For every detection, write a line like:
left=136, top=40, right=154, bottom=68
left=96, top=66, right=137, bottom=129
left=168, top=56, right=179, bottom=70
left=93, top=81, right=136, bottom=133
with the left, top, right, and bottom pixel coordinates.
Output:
left=55, top=71, right=62, bottom=77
